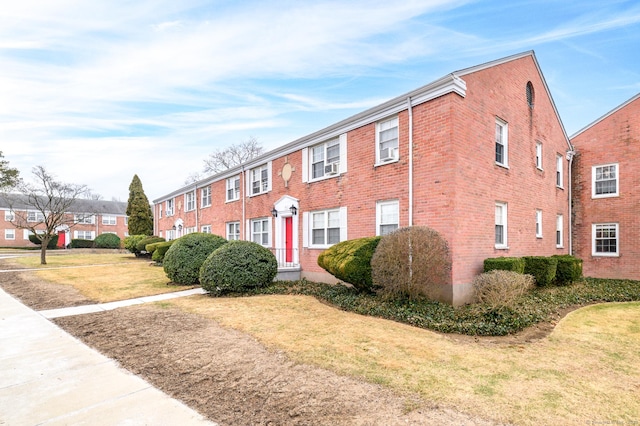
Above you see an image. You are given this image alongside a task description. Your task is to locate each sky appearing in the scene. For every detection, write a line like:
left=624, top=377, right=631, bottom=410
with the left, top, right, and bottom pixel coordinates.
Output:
left=1, top=0, right=639, bottom=202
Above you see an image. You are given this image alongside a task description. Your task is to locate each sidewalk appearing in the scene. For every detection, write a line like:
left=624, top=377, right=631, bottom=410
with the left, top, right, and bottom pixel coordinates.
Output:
left=0, top=287, right=217, bottom=425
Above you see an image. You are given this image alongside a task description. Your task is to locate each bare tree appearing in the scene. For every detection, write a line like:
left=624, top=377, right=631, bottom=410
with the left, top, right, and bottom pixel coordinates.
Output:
left=203, top=136, right=264, bottom=175
left=4, top=166, right=90, bottom=264
left=184, top=171, right=203, bottom=185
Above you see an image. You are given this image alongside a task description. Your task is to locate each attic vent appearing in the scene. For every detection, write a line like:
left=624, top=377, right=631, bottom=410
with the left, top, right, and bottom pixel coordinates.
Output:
left=526, top=81, right=534, bottom=108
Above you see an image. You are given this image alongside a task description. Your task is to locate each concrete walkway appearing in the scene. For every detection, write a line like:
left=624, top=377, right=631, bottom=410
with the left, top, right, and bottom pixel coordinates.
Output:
left=0, top=287, right=217, bottom=425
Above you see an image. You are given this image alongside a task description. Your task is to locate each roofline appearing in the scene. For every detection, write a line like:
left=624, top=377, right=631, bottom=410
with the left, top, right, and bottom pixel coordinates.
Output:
left=570, top=92, right=640, bottom=139
left=153, top=73, right=467, bottom=203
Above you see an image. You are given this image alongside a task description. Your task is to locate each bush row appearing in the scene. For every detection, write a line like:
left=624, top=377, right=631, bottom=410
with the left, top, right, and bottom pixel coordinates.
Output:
left=484, top=255, right=582, bottom=286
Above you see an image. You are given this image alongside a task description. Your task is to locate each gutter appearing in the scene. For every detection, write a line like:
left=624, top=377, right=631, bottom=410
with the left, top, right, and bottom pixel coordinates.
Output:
left=407, top=96, right=414, bottom=226
left=566, top=149, right=577, bottom=254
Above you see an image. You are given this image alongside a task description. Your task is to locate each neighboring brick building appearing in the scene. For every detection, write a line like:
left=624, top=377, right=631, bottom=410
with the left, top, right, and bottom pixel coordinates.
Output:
left=153, top=51, right=572, bottom=305
left=571, top=93, right=640, bottom=280
left=0, top=196, right=129, bottom=248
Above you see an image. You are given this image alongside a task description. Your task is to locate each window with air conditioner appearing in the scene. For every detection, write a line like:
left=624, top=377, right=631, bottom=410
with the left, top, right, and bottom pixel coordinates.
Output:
left=376, top=116, right=399, bottom=164
left=304, top=137, right=342, bottom=181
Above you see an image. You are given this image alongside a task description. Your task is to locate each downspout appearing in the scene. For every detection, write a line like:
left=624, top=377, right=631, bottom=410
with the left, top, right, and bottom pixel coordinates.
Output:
left=407, top=96, right=414, bottom=227
left=241, top=165, right=246, bottom=240
left=567, top=149, right=576, bottom=254
left=194, top=182, right=199, bottom=232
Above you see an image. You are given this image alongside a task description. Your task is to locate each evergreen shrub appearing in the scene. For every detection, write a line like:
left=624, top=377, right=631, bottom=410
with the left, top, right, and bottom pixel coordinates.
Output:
left=200, top=240, right=277, bottom=293
left=123, top=234, right=147, bottom=255
left=151, top=240, right=174, bottom=263
left=552, top=255, right=583, bottom=286
left=163, top=233, right=227, bottom=285
left=317, top=236, right=381, bottom=291
left=28, top=234, right=59, bottom=249
left=135, top=236, right=165, bottom=255
left=94, top=233, right=121, bottom=249
left=70, top=238, right=94, bottom=248
left=523, top=256, right=558, bottom=287
left=483, top=257, right=525, bottom=273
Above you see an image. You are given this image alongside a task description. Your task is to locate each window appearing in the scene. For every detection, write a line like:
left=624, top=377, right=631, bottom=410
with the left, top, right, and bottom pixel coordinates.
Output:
left=377, top=200, right=399, bottom=236
left=592, top=164, right=618, bottom=198
left=495, top=202, right=507, bottom=248
left=185, top=191, right=196, bottom=212
left=28, top=211, right=45, bottom=222
left=75, top=230, right=95, bottom=240
left=166, top=199, right=175, bottom=216
left=377, top=116, right=399, bottom=163
left=535, top=142, right=543, bottom=170
left=184, top=226, right=196, bottom=235
left=593, top=223, right=619, bottom=256
left=102, top=215, right=116, bottom=225
left=4, top=210, right=14, bottom=221
left=125, top=217, right=129, bottom=225
left=201, top=225, right=211, bottom=234
left=251, top=218, right=270, bottom=247
left=158, top=207, right=162, bottom=219
left=226, top=175, right=240, bottom=201
left=201, top=186, right=211, bottom=207
left=166, top=229, right=176, bottom=241
left=556, top=215, right=564, bottom=248
left=312, top=209, right=341, bottom=247
left=535, top=210, right=543, bottom=238
left=250, top=165, right=269, bottom=196
left=5, top=229, right=15, bottom=240
left=526, top=82, right=535, bottom=108
left=227, top=222, right=240, bottom=241
left=309, top=138, right=340, bottom=180
left=74, top=214, right=94, bottom=224
left=495, top=119, right=508, bottom=167
left=556, top=155, right=564, bottom=188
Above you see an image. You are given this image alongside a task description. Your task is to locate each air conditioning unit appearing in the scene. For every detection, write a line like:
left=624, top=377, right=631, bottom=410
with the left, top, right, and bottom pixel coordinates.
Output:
left=380, top=147, right=397, bottom=162
left=324, top=162, right=339, bottom=175
left=166, top=210, right=172, bottom=216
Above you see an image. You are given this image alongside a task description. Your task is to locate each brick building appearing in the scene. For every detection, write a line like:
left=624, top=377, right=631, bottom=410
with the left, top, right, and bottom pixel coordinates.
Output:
left=0, top=196, right=129, bottom=248
left=571, top=93, right=640, bottom=279
left=153, top=51, right=572, bottom=305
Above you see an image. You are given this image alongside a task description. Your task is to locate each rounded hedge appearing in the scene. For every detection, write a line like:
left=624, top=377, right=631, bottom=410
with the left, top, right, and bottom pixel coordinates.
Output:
left=151, top=240, right=174, bottom=263
left=94, top=233, right=121, bottom=249
left=136, top=236, right=165, bottom=254
left=28, top=233, right=59, bottom=249
left=163, top=233, right=227, bottom=285
left=317, top=236, right=381, bottom=291
left=200, top=240, right=277, bottom=293
left=123, top=234, right=148, bottom=255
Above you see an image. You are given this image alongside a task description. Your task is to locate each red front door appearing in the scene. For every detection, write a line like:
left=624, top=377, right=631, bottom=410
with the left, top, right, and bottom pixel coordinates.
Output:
left=285, top=217, right=293, bottom=263
left=57, top=231, right=66, bottom=248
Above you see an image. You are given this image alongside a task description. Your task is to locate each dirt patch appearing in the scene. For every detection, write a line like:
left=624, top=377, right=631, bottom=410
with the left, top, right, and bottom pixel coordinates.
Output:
left=0, top=270, right=93, bottom=310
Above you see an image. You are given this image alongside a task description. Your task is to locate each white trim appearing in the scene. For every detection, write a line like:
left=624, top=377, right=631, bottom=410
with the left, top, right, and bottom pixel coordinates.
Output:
left=307, top=137, right=342, bottom=182
left=592, top=223, right=619, bottom=257
left=535, top=142, right=543, bottom=170
left=226, top=175, right=240, bottom=202
left=375, top=116, right=399, bottom=166
left=535, top=209, right=543, bottom=238
left=201, top=185, right=212, bottom=207
left=495, top=118, right=509, bottom=168
left=592, top=163, right=619, bottom=198
left=307, top=207, right=344, bottom=249
left=184, top=191, right=196, bottom=212
left=556, top=214, right=564, bottom=248
left=301, top=148, right=309, bottom=183
left=5, top=229, right=15, bottom=240
left=302, top=212, right=309, bottom=248
left=376, top=200, right=399, bottom=236
left=495, top=202, right=508, bottom=249
left=556, top=154, right=564, bottom=188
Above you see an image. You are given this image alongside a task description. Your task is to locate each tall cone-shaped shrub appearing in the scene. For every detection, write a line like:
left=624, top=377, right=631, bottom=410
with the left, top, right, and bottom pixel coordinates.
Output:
left=126, top=174, right=153, bottom=236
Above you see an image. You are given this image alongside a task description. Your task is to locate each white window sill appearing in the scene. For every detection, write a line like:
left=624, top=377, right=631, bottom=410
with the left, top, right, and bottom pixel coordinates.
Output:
left=592, top=253, right=620, bottom=257
left=556, top=185, right=564, bottom=190
left=536, top=235, right=543, bottom=239
left=495, top=162, right=509, bottom=169
left=495, top=245, right=509, bottom=250
left=225, top=198, right=240, bottom=204
left=308, top=173, right=340, bottom=183
left=248, top=191, right=270, bottom=198
left=592, top=193, right=619, bottom=199
left=536, top=167, right=544, bottom=171
left=374, top=158, right=399, bottom=168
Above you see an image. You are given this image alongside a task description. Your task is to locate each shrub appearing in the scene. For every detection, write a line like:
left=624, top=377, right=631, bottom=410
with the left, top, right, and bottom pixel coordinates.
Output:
left=317, top=236, right=381, bottom=291
left=473, top=270, right=535, bottom=308
left=145, top=241, right=164, bottom=254
left=371, top=226, right=451, bottom=300
left=483, top=257, right=525, bottom=273
left=28, top=234, right=59, bottom=249
left=553, top=255, right=583, bottom=286
left=200, top=240, right=277, bottom=293
left=94, top=233, right=121, bottom=249
left=163, top=233, right=227, bottom=285
left=123, top=234, right=148, bottom=255
left=151, top=240, right=174, bottom=263
left=523, top=256, right=558, bottom=287
left=135, top=236, right=165, bottom=254
left=70, top=238, right=94, bottom=248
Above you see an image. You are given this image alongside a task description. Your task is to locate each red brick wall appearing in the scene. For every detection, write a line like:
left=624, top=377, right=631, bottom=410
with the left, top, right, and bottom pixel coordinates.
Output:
left=571, top=96, right=640, bottom=279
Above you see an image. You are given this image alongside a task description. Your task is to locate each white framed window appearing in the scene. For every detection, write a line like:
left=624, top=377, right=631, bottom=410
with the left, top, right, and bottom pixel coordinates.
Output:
left=592, top=223, right=619, bottom=256
left=311, top=209, right=341, bottom=247
left=74, top=230, right=95, bottom=240
left=201, top=186, right=211, bottom=207
left=250, top=218, right=270, bottom=247
left=556, top=215, right=564, bottom=248
left=201, top=225, right=211, bottom=234
left=376, top=116, right=399, bottom=164
left=249, top=164, right=270, bottom=196
left=311, top=138, right=340, bottom=180
left=376, top=200, right=399, bottom=236
left=166, top=229, right=176, bottom=241
left=592, top=163, right=618, bottom=198
left=102, top=215, right=116, bottom=225
left=5, top=229, right=15, bottom=240
left=125, top=217, right=129, bottom=225
left=158, top=207, right=162, bottom=219
left=28, top=211, right=45, bottom=223
left=495, top=202, right=508, bottom=249
left=556, top=155, right=564, bottom=188
left=227, top=222, right=240, bottom=241
left=74, top=214, right=94, bottom=224
left=535, top=142, right=543, bottom=170
left=185, top=191, right=196, bottom=212
left=495, top=118, right=508, bottom=167
left=4, top=210, right=14, bottom=221
left=184, top=226, right=196, bottom=235
left=166, top=199, right=175, bottom=216
left=535, top=209, right=543, bottom=238
left=226, top=175, right=240, bottom=201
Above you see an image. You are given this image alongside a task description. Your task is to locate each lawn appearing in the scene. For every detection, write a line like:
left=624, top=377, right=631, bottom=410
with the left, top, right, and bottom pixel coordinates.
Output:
left=170, top=294, right=640, bottom=425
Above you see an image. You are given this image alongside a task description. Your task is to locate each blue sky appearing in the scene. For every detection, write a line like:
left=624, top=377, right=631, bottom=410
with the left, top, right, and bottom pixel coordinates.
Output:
left=1, top=0, right=639, bottom=201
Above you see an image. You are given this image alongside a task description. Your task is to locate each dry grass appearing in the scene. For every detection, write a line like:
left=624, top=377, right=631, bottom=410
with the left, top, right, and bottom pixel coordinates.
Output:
left=169, top=295, right=640, bottom=426
left=12, top=252, right=137, bottom=268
